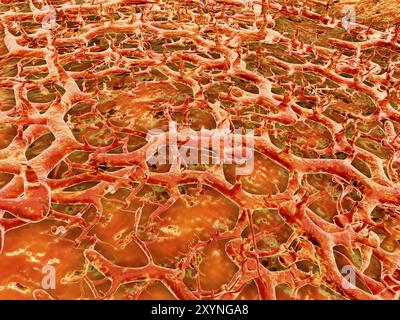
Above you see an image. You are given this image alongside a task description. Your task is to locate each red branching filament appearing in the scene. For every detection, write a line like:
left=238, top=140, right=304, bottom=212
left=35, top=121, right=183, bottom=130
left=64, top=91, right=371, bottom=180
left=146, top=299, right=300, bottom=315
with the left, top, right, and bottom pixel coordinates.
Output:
left=0, top=0, right=399, bottom=300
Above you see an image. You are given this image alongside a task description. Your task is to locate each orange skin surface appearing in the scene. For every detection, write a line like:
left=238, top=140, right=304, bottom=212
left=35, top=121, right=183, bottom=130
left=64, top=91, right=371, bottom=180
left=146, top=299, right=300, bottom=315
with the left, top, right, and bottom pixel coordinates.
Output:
left=0, top=0, right=399, bottom=300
